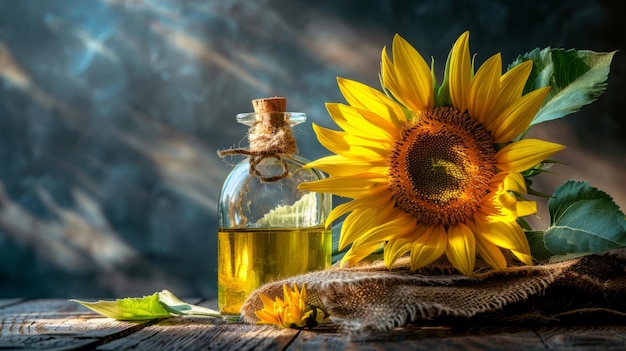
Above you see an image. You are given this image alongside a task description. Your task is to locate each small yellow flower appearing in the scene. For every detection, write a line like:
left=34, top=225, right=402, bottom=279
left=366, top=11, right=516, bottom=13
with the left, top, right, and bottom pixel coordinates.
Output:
left=255, top=283, right=325, bottom=329
left=299, top=31, right=565, bottom=275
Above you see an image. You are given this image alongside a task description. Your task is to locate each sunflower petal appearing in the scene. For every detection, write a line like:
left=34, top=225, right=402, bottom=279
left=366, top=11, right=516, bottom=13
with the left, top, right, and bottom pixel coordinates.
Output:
left=497, top=61, right=534, bottom=110
left=312, top=124, right=391, bottom=160
left=384, top=235, right=415, bottom=269
left=511, top=250, right=534, bottom=266
left=337, top=77, right=407, bottom=127
left=500, top=171, right=527, bottom=193
left=326, top=103, right=397, bottom=140
left=482, top=198, right=536, bottom=222
left=475, top=233, right=507, bottom=270
left=483, top=172, right=537, bottom=220
left=469, top=53, right=502, bottom=125
left=304, top=155, right=387, bottom=177
left=324, top=191, right=393, bottom=228
left=482, top=60, right=534, bottom=127
left=357, top=107, right=401, bottom=139
left=381, top=46, right=402, bottom=105
left=489, top=86, right=551, bottom=143
left=342, top=212, right=415, bottom=267
left=516, top=200, right=537, bottom=217
left=259, top=293, right=276, bottom=309
left=340, top=241, right=384, bottom=267
left=255, top=310, right=281, bottom=325
left=352, top=212, right=416, bottom=248
left=449, top=31, right=471, bottom=112
left=496, top=139, right=565, bottom=172
left=479, top=193, right=517, bottom=223
left=390, top=34, right=433, bottom=111
left=475, top=217, right=531, bottom=255
left=339, top=205, right=396, bottom=250
left=410, top=224, right=447, bottom=271
left=298, top=176, right=388, bottom=199
left=445, top=222, right=476, bottom=275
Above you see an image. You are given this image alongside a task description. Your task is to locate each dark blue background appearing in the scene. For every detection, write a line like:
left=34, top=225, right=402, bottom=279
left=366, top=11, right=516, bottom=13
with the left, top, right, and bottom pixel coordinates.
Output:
left=0, top=0, right=624, bottom=298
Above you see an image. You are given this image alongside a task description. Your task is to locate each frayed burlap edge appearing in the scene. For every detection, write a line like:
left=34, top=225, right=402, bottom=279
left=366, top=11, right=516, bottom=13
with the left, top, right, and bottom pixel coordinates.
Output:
left=240, top=253, right=626, bottom=335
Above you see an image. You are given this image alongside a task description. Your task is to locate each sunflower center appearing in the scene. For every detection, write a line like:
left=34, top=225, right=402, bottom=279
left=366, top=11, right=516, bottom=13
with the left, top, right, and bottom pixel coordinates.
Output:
left=387, top=107, right=496, bottom=227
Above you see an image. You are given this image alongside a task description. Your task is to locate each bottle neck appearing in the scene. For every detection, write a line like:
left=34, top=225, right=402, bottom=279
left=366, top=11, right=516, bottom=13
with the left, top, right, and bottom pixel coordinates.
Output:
left=248, top=112, right=297, bottom=155
left=218, top=112, right=305, bottom=182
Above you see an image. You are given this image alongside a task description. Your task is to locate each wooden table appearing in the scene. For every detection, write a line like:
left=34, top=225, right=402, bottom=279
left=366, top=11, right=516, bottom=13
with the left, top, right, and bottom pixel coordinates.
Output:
left=2, top=298, right=626, bottom=350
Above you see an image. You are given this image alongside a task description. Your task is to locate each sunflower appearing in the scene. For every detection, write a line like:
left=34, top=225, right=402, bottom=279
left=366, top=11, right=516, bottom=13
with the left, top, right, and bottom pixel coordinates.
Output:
left=255, top=283, right=325, bottom=329
left=298, top=31, right=565, bottom=275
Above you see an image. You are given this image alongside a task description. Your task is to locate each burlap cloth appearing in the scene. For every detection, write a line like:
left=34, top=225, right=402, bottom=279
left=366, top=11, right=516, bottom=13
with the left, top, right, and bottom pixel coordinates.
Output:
left=240, top=251, right=626, bottom=334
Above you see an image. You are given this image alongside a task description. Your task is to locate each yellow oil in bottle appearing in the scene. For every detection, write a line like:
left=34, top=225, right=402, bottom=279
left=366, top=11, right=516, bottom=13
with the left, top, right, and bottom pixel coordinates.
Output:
left=217, top=226, right=332, bottom=315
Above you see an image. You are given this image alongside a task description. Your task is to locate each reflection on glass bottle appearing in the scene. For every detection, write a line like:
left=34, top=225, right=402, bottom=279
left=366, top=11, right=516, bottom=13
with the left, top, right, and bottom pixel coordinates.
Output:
left=217, top=97, right=331, bottom=317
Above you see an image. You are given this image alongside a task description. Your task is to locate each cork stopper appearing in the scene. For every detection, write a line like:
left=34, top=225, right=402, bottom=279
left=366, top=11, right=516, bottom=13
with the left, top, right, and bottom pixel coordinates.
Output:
left=252, top=97, right=286, bottom=113
left=251, top=97, right=289, bottom=133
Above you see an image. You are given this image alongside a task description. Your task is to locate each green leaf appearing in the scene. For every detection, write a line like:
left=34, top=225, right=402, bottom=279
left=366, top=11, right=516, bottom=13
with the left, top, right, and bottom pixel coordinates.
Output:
left=527, top=181, right=626, bottom=261
left=525, top=230, right=554, bottom=261
left=509, top=48, right=616, bottom=126
left=71, top=292, right=172, bottom=320
left=71, top=290, right=221, bottom=320
left=157, top=290, right=220, bottom=317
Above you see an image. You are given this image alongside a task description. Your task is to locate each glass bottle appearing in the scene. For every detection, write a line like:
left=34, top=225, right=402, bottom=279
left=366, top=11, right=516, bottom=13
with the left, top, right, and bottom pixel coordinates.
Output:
left=217, top=97, right=331, bottom=317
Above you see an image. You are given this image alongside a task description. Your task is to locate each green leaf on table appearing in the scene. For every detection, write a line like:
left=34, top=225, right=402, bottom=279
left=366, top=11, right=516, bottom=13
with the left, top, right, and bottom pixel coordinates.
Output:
left=157, top=290, right=220, bottom=317
left=71, top=292, right=172, bottom=320
left=527, top=181, right=626, bottom=261
left=509, top=48, right=616, bottom=126
left=71, top=289, right=220, bottom=320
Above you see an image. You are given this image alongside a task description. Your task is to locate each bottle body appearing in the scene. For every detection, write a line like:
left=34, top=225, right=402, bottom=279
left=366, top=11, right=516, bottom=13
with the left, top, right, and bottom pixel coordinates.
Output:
left=217, top=155, right=331, bottom=315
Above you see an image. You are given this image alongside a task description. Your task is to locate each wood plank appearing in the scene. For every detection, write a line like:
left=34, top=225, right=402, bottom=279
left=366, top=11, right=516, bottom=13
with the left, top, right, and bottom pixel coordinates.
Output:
left=96, top=317, right=299, bottom=351
left=95, top=298, right=300, bottom=351
left=0, top=298, right=159, bottom=351
left=536, top=325, right=626, bottom=350
left=289, top=325, right=549, bottom=351
left=158, top=299, right=626, bottom=350
left=2, top=298, right=623, bottom=350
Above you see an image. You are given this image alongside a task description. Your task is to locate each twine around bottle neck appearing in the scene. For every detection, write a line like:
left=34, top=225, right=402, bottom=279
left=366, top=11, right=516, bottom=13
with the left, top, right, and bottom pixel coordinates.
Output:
left=218, top=112, right=297, bottom=182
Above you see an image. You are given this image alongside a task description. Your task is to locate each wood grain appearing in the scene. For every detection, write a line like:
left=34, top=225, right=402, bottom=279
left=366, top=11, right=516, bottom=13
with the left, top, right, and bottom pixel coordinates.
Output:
left=1, top=298, right=625, bottom=350
left=0, top=298, right=157, bottom=350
